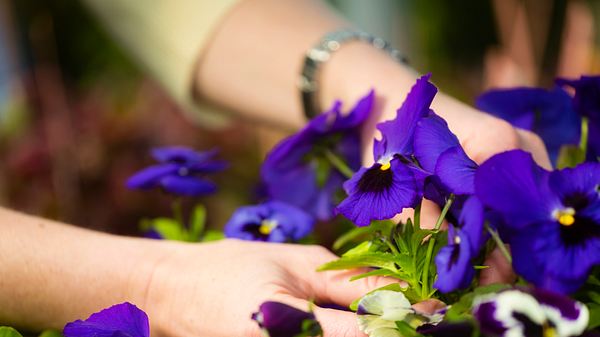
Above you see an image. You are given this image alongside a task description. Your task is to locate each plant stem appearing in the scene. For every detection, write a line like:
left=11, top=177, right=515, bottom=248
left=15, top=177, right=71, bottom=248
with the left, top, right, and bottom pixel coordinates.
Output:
left=485, top=223, right=512, bottom=264
left=172, top=198, right=184, bottom=226
left=382, top=236, right=400, bottom=255
left=580, top=117, right=589, bottom=155
left=324, top=149, right=355, bottom=179
left=413, top=202, right=421, bottom=229
left=421, top=194, right=455, bottom=299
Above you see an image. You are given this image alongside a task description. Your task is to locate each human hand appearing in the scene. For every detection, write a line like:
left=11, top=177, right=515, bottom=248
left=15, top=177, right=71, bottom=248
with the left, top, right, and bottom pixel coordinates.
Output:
left=143, top=239, right=403, bottom=337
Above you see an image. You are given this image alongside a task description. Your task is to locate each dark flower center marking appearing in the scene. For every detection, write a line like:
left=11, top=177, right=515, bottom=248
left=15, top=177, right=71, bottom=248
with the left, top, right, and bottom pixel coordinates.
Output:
left=558, top=192, right=600, bottom=246
left=358, top=163, right=394, bottom=193
left=243, top=221, right=275, bottom=241
left=512, top=312, right=555, bottom=337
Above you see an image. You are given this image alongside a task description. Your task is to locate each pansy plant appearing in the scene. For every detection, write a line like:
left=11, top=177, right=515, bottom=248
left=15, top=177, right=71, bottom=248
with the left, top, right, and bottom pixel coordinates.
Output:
left=252, top=301, right=322, bottom=337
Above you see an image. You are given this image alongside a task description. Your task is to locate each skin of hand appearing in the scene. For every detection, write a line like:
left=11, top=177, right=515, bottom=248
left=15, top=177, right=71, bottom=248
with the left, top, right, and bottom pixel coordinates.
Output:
left=142, top=240, right=400, bottom=337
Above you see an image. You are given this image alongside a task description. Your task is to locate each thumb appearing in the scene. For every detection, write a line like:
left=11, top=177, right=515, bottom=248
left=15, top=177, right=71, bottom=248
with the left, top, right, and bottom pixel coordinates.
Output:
left=479, top=247, right=516, bottom=285
left=314, top=268, right=404, bottom=307
left=273, top=295, right=367, bottom=337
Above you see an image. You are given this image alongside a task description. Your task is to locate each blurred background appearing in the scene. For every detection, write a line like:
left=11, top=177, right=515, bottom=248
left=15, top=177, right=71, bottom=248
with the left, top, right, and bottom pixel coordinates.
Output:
left=0, top=0, right=598, bottom=236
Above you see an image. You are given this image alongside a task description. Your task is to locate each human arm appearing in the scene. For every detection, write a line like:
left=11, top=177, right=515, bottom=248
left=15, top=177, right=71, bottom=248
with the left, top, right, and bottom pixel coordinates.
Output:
left=0, top=207, right=397, bottom=336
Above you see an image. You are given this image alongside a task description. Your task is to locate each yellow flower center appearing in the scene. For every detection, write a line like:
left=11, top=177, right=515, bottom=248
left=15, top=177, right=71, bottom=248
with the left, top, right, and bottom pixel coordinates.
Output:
left=258, top=220, right=278, bottom=235
left=554, top=207, right=576, bottom=226
left=543, top=325, right=557, bottom=337
left=380, top=162, right=391, bottom=171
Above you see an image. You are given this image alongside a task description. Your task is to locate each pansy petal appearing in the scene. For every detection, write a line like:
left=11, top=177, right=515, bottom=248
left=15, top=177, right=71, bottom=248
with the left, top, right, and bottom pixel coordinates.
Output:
left=374, top=74, right=437, bottom=160
left=476, top=87, right=580, bottom=162
left=63, top=302, right=149, bottom=337
left=356, top=290, right=412, bottom=319
left=188, top=160, right=229, bottom=173
left=159, top=175, right=217, bottom=196
left=414, top=113, right=461, bottom=172
left=460, top=196, right=486, bottom=255
left=126, top=164, right=178, bottom=189
left=549, top=162, right=600, bottom=202
left=557, top=75, right=600, bottom=122
left=475, top=150, right=559, bottom=228
left=252, top=301, right=320, bottom=337
left=331, top=90, right=375, bottom=131
left=151, top=146, right=217, bottom=164
left=337, top=159, right=420, bottom=227
left=435, top=146, right=478, bottom=195
left=434, top=226, right=475, bottom=293
left=267, top=201, right=315, bottom=241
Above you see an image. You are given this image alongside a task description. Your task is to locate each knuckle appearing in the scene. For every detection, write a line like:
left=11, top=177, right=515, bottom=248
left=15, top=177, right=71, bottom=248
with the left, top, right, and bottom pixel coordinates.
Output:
left=464, top=117, right=520, bottom=163
left=516, top=129, right=545, bottom=149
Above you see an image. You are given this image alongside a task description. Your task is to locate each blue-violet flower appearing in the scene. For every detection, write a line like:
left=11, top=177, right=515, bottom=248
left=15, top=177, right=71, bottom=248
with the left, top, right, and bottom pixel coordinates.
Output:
left=261, top=91, right=373, bottom=220
left=475, top=150, right=600, bottom=293
left=252, top=301, right=322, bottom=337
left=63, top=302, right=149, bottom=337
left=126, top=147, right=227, bottom=197
left=224, top=201, right=314, bottom=242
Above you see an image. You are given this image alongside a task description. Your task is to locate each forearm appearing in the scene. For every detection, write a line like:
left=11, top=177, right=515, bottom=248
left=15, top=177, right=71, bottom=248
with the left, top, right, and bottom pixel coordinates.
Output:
left=0, top=207, right=170, bottom=331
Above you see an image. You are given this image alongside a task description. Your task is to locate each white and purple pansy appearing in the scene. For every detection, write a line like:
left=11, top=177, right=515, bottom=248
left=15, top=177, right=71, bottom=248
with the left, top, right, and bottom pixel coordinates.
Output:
left=356, top=290, right=443, bottom=337
left=473, top=288, right=589, bottom=337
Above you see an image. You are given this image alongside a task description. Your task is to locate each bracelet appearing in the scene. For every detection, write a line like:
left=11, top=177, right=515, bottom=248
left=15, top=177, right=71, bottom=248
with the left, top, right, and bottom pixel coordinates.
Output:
left=299, top=29, right=408, bottom=120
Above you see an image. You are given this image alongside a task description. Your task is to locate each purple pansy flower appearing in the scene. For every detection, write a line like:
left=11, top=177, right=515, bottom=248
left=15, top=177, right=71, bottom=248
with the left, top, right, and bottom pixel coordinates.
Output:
left=473, top=288, right=589, bottom=337
left=224, top=201, right=314, bottom=242
left=252, top=301, right=322, bottom=337
left=413, top=113, right=479, bottom=198
left=476, top=87, right=580, bottom=164
left=126, top=147, right=227, bottom=197
left=434, top=225, right=475, bottom=293
left=63, top=302, right=149, bottom=337
left=475, top=150, right=600, bottom=293
left=557, top=75, right=600, bottom=161
left=337, top=75, right=437, bottom=226
left=261, top=91, right=374, bottom=220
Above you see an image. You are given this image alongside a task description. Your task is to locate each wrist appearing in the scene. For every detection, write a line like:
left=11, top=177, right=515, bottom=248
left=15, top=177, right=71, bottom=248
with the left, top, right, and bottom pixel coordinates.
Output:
left=128, top=239, right=183, bottom=337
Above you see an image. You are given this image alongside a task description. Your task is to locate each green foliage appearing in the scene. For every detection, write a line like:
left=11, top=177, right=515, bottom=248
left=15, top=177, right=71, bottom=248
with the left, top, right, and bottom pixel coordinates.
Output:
left=319, top=215, right=447, bottom=302
left=38, top=330, right=64, bottom=337
left=140, top=203, right=223, bottom=242
left=394, top=321, right=422, bottom=337
left=0, top=327, right=23, bottom=337
left=556, top=145, right=586, bottom=169
left=444, top=284, right=510, bottom=321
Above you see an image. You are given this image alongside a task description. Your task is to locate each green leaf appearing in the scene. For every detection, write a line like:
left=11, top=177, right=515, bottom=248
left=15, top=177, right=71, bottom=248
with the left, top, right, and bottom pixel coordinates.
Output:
left=333, top=227, right=372, bottom=251
left=201, top=230, right=225, bottom=242
left=39, top=330, right=64, bottom=337
left=444, top=284, right=510, bottom=321
left=557, top=145, right=586, bottom=169
left=189, top=204, right=206, bottom=241
left=314, top=156, right=332, bottom=188
left=0, top=327, right=23, bottom=337
left=394, top=321, right=421, bottom=337
left=343, top=241, right=377, bottom=256
left=587, top=291, right=600, bottom=305
left=349, top=283, right=408, bottom=311
left=349, top=268, right=396, bottom=281
left=317, top=252, right=398, bottom=272
left=147, top=217, right=187, bottom=241
left=587, top=303, right=600, bottom=329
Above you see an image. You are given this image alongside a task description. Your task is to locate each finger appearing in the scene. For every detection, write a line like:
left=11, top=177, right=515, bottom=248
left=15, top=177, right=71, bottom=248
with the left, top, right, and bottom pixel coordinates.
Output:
left=287, top=246, right=401, bottom=307
left=412, top=298, right=446, bottom=315
left=479, top=247, right=516, bottom=286
left=515, top=128, right=552, bottom=170
left=398, top=199, right=445, bottom=230
left=315, top=268, right=403, bottom=307
left=273, top=295, right=367, bottom=337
